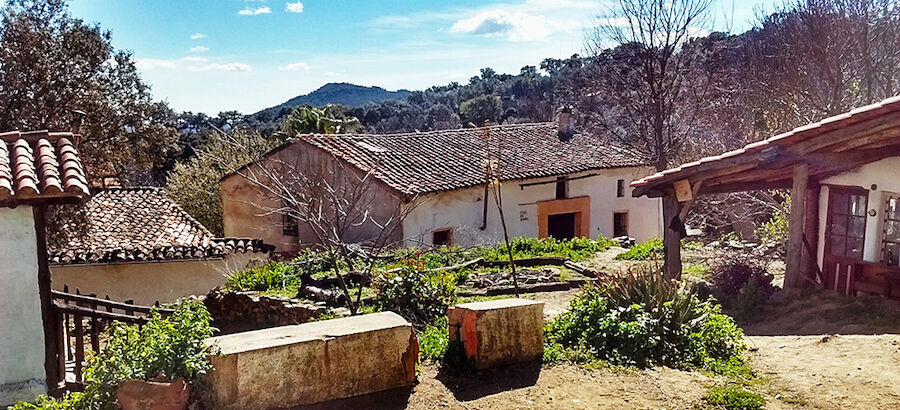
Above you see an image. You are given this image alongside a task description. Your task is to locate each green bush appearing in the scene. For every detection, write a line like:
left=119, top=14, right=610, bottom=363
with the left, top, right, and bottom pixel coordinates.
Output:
left=756, top=196, right=790, bottom=245
left=545, top=267, right=746, bottom=370
left=704, top=386, right=765, bottom=409
left=14, top=300, right=216, bottom=409
left=374, top=258, right=457, bottom=327
left=224, top=262, right=299, bottom=292
left=418, top=316, right=450, bottom=361
left=477, top=237, right=613, bottom=262
left=614, top=238, right=663, bottom=261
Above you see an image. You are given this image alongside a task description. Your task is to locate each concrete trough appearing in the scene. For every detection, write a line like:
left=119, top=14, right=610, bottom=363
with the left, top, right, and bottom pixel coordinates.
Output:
left=448, top=298, right=544, bottom=369
left=205, top=311, right=418, bottom=409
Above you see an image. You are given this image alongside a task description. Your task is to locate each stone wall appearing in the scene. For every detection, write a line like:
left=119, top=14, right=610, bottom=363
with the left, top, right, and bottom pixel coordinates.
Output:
left=203, top=289, right=326, bottom=335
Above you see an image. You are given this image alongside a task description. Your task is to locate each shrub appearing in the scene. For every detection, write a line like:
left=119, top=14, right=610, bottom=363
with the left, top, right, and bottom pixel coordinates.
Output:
left=418, top=316, right=450, bottom=361
left=224, top=262, right=299, bottom=292
left=614, top=238, right=663, bottom=260
left=374, top=258, right=457, bottom=327
left=545, top=267, right=746, bottom=370
left=14, top=300, right=216, bottom=409
left=704, top=386, right=765, bottom=410
left=708, top=252, right=776, bottom=318
left=756, top=197, right=790, bottom=245
left=477, top=237, right=613, bottom=262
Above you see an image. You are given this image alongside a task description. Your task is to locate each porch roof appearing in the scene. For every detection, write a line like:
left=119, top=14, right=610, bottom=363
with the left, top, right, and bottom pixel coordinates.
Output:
left=630, top=95, right=900, bottom=198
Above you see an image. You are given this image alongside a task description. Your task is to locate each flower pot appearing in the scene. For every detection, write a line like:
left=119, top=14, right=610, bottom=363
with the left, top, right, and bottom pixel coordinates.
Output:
left=116, top=377, right=191, bottom=410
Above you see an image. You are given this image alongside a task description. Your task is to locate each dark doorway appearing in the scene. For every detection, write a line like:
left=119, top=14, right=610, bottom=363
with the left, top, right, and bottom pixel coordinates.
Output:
left=613, top=212, right=629, bottom=237
left=548, top=213, right=576, bottom=240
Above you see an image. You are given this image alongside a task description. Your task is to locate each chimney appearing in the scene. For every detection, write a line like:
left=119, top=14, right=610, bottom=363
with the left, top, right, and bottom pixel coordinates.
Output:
left=557, top=106, right=576, bottom=141
left=70, top=110, right=86, bottom=134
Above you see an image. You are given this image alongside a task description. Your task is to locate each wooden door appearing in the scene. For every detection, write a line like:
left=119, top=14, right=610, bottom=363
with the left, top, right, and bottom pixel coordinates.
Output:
left=823, top=187, right=868, bottom=290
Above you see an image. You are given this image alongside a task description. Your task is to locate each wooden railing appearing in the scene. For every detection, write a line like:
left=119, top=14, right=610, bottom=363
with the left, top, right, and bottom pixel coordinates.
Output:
left=52, top=287, right=173, bottom=392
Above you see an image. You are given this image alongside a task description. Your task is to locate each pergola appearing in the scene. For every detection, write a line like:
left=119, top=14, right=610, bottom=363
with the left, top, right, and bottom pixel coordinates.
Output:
left=630, top=95, right=900, bottom=287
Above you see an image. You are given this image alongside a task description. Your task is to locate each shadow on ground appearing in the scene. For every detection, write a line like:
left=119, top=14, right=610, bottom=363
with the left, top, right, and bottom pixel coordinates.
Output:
left=293, top=386, right=414, bottom=410
left=435, top=360, right=542, bottom=401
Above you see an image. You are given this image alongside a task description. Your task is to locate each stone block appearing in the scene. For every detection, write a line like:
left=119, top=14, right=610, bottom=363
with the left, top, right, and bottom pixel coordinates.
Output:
left=205, top=311, right=418, bottom=409
left=448, top=298, right=544, bottom=369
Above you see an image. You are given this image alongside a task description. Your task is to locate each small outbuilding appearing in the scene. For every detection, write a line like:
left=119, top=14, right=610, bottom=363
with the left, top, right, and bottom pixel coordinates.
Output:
left=631, top=95, right=900, bottom=297
left=49, top=187, right=272, bottom=305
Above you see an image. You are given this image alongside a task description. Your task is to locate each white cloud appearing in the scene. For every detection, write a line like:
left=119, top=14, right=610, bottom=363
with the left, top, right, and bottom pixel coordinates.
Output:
left=135, top=58, right=177, bottom=70
left=190, top=33, right=207, bottom=40
left=278, top=61, right=310, bottom=71
left=238, top=6, right=271, bottom=16
left=182, top=56, right=208, bottom=62
left=451, top=10, right=551, bottom=42
left=189, top=46, right=209, bottom=53
left=187, top=62, right=252, bottom=72
left=285, top=1, right=304, bottom=13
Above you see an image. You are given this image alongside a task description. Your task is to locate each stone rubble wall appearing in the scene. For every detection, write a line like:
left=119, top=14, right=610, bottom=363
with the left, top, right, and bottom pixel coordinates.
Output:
left=203, top=288, right=326, bottom=334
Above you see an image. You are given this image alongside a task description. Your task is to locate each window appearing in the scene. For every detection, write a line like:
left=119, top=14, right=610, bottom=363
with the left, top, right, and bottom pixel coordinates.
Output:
left=882, top=193, right=900, bottom=264
left=826, top=188, right=867, bottom=260
left=613, top=211, right=629, bottom=237
left=433, top=228, right=453, bottom=246
left=555, top=177, right=568, bottom=199
left=282, top=197, right=298, bottom=237
left=616, top=179, right=626, bottom=198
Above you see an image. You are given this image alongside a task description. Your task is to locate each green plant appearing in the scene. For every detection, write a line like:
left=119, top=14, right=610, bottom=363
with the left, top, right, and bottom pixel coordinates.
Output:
left=224, top=262, right=299, bottom=292
left=756, top=196, right=790, bottom=245
left=374, top=258, right=457, bottom=327
left=13, top=300, right=216, bottom=409
left=476, top=237, right=614, bottom=262
left=418, top=316, right=450, bottom=361
left=704, top=385, right=765, bottom=409
left=545, top=267, right=746, bottom=370
left=613, top=238, right=696, bottom=261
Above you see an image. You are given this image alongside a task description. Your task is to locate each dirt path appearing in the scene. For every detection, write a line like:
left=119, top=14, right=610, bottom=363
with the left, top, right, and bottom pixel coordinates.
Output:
left=749, top=334, right=900, bottom=409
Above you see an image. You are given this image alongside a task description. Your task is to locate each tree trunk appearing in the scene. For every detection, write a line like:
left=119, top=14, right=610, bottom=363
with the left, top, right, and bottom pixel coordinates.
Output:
left=785, top=163, right=810, bottom=289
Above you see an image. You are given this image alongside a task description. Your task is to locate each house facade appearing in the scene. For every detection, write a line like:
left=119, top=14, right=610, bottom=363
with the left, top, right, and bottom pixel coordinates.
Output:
left=0, top=131, right=89, bottom=405
left=50, top=188, right=272, bottom=305
left=222, top=122, right=663, bottom=253
left=630, top=95, right=900, bottom=296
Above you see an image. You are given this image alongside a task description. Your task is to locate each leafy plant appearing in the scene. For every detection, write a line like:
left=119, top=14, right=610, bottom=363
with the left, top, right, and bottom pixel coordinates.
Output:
left=418, top=316, right=450, bottom=361
left=374, top=258, right=457, bottom=327
left=704, top=385, right=765, bottom=409
left=615, top=238, right=664, bottom=261
left=224, top=262, right=300, bottom=292
left=476, top=237, right=614, bottom=262
left=545, top=267, right=746, bottom=370
left=756, top=196, right=790, bottom=245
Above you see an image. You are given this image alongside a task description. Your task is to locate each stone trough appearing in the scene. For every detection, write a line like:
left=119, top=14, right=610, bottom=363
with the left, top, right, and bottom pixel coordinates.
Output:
left=448, top=298, right=544, bottom=369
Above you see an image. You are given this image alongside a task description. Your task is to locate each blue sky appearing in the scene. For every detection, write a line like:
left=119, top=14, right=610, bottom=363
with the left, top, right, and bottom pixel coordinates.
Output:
left=68, top=0, right=779, bottom=115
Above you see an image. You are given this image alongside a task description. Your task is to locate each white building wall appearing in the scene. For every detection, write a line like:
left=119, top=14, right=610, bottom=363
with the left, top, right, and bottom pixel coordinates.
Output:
left=0, top=206, right=47, bottom=406
left=403, top=167, right=663, bottom=247
left=816, top=157, right=900, bottom=266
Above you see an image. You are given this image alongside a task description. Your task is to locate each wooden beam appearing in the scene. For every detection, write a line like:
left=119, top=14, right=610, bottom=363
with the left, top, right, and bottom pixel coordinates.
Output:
left=34, top=206, right=61, bottom=394
left=662, top=193, right=682, bottom=279
left=678, top=180, right=703, bottom=223
left=801, top=183, right=821, bottom=286
left=785, top=164, right=809, bottom=289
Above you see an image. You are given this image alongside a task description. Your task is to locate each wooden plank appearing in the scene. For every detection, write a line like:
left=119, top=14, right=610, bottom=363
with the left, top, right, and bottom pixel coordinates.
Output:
left=33, top=206, right=61, bottom=394
left=662, top=193, right=682, bottom=278
left=802, top=183, right=821, bottom=285
left=53, top=301, right=151, bottom=324
left=52, top=290, right=173, bottom=314
left=73, top=315, right=84, bottom=383
left=785, top=164, right=809, bottom=288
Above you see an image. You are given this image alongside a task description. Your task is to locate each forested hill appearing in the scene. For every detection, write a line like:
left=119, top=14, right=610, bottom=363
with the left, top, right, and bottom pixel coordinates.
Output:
left=256, top=83, right=411, bottom=116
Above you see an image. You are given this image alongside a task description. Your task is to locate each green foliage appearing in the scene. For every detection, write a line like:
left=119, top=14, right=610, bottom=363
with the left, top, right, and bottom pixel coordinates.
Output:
left=278, top=104, right=363, bottom=136
left=615, top=238, right=662, bottom=260
left=166, top=130, right=284, bottom=235
left=13, top=300, right=216, bottom=409
left=756, top=196, right=790, bottom=245
left=459, top=94, right=503, bottom=126
left=418, top=316, right=450, bottom=362
left=374, top=258, right=457, bottom=327
left=545, top=267, right=746, bottom=370
left=224, top=262, right=300, bottom=292
left=704, top=386, right=765, bottom=410
left=476, top=237, right=614, bottom=262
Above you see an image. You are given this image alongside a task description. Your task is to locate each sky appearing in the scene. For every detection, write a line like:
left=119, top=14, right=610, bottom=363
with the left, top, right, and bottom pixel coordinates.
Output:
left=68, top=0, right=780, bottom=115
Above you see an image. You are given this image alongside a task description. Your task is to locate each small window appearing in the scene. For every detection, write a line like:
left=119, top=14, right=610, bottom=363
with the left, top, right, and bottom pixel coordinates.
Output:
left=433, top=228, right=453, bottom=246
left=616, top=179, right=626, bottom=198
left=282, top=197, right=298, bottom=237
left=882, top=193, right=900, bottom=264
left=555, top=177, right=568, bottom=199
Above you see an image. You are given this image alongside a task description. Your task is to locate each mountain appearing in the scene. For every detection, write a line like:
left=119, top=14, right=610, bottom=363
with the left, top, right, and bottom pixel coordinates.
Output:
left=256, top=83, right=411, bottom=116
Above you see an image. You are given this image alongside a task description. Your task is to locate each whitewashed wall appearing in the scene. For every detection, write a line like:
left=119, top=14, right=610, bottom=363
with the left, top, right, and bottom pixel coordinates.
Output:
left=816, top=156, right=900, bottom=266
left=403, top=166, right=663, bottom=247
left=0, top=206, right=47, bottom=406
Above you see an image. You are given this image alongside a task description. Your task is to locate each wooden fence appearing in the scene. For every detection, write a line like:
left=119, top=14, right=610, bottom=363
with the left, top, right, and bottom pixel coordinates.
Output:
left=52, top=286, right=172, bottom=392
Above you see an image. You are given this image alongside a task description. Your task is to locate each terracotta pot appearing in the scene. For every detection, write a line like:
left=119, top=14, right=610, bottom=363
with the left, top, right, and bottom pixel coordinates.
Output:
left=116, top=377, right=191, bottom=410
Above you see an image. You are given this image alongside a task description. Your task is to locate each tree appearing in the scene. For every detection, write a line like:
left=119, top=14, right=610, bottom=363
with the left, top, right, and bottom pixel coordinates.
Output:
left=582, top=0, right=715, bottom=278
left=0, top=0, right=178, bottom=184
left=166, top=130, right=284, bottom=235
left=278, top=105, right=362, bottom=136
left=460, top=95, right=503, bottom=126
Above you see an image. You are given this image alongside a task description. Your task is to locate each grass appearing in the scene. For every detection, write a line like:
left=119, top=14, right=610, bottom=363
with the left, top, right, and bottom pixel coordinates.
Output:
left=703, top=386, right=765, bottom=410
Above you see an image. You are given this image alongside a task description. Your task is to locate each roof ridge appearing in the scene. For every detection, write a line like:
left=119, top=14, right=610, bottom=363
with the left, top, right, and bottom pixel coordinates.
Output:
left=298, top=121, right=556, bottom=140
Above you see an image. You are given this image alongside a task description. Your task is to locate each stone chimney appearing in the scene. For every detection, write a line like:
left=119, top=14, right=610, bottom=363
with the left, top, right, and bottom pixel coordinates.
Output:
left=70, top=110, right=86, bottom=145
left=557, top=106, right=576, bottom=141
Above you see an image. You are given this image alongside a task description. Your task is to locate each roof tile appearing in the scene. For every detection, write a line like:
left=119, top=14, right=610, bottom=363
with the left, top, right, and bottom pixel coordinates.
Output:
left=0, top=131, right=88, bottom=204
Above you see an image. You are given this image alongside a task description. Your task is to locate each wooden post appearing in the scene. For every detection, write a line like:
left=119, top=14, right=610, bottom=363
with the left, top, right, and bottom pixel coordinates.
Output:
left=801, top=182, right=821, bottom=284
left=785, top=164, right=809, bottom=288
left=34, top=206, right=61, bottom=394
left=662, top=193, right=682, bottom=279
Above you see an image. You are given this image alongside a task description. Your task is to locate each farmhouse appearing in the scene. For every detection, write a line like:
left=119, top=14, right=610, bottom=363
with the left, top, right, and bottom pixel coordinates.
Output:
left=49, top=187, right=272, bottom=305
left=221, top=120, right=663, bottom=253
left=0, top=130, right=89, bottom=405
left=631, top=95, right=900, bottom=298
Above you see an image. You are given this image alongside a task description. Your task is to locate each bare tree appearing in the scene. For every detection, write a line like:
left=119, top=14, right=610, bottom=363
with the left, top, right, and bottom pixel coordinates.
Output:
left=232, top=136, right=417, bottom=315
left=481, top=122, right=521, bottom=296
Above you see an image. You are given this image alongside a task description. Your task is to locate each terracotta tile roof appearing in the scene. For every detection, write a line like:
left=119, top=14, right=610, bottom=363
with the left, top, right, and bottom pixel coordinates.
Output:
left=0, top=130, right=89, bottom=205
left=290, top=122, right=647, bottom=195
left=630, top=94, right=900, bottom=195
left=49, top=187, right=272, bottom=265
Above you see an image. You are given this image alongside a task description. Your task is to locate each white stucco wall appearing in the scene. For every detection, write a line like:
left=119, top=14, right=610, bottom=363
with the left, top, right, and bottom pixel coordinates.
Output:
left=816, top=157, right=900, bottom=266
left=402, top=167, right=663, bottom=247
left=51, top=251, right=267, bottom=305
left=0, top=206, right=47, bottom=406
